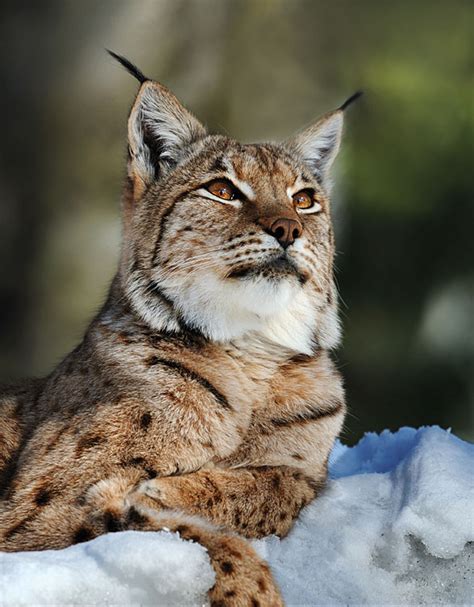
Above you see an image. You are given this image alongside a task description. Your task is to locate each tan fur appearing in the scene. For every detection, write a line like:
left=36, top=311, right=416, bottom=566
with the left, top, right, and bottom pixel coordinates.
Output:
left=0, top=59, right=349, bottom=606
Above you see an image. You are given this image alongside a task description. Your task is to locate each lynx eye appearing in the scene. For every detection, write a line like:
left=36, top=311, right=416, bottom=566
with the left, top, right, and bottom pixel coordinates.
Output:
left=292, top=190, right=314, bottom=210
left=206, top=179, right=237, bottom=201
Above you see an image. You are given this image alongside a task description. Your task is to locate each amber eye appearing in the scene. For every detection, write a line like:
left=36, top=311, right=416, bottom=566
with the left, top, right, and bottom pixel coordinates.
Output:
left=207, top=179, right=237, bottom=201
left=292, top=190, right=314, bottom=210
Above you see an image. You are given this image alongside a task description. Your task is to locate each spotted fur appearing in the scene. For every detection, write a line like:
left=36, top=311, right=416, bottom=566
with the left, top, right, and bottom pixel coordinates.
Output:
left=0, top=55, right=355, bottom=605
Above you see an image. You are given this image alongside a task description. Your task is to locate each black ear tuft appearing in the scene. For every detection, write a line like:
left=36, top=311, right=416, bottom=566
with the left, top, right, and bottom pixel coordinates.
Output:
left=107, top=49, right=149, bottom=84
left=338, top=90, right=364, bottom=111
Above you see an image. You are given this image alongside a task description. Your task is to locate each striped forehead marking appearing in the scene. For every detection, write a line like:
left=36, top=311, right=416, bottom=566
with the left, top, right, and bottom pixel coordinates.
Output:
left=287, top=177, right=313, bottom=197
left=222, top=158, right=256, bottom=201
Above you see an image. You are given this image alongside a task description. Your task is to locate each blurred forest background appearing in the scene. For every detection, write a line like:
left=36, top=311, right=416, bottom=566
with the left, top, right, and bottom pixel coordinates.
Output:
left=0, top=0, right=472, bottom=444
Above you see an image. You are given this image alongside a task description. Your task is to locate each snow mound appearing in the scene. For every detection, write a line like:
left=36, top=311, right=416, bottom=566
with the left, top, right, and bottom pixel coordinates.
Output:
left=1, top=426, right=472, bottom=606
left=0, top=529, right=215, bottom=606
left=255, top=426, right=473, bottom=605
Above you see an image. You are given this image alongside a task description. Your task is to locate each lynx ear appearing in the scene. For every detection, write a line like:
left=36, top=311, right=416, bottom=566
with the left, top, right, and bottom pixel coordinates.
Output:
left=127, top=81, right=206, bottom=198
left=287, top=91, right=362, bottom=185
left=109, top=52, right=207, bottom=201
left=287, top=111, right=343, bottom=185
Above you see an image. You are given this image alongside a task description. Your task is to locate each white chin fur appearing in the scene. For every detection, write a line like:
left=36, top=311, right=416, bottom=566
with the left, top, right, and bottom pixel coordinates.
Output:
left=159, top=271, right=323, bottom=354
left=131, top=269, right=341, bottom=354
left=164, top=272, right=297, bottom=341
left=219, top=274, right=295, bottom=316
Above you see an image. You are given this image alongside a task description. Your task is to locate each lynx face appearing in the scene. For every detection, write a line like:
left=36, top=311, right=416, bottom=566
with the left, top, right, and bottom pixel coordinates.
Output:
left=117, top=58, right=352, bottom=353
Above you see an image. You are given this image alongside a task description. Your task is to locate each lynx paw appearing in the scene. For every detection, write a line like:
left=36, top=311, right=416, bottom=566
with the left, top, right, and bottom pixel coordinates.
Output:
left=137, top=477, right=184, bottom=509
left=82, top=469, right=145, bottom=527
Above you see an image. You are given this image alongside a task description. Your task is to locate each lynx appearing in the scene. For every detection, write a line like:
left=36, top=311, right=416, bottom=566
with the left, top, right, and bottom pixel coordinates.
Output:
left=0, top=52, right=359, bottom=605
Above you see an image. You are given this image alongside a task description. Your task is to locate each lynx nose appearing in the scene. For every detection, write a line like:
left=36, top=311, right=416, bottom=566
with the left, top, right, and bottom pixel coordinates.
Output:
left=258, top=216, right=303, bottom=249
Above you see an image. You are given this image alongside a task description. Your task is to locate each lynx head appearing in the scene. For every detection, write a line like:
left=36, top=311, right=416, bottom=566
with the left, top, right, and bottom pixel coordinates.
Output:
left=111, top=52, right=361, bottom=354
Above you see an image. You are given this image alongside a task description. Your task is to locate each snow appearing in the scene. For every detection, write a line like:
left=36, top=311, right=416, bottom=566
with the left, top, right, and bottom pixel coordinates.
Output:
left=0, top=530, right=215, bottom=606
left=255, top=426, right=474, bottom=605
left=1, top=426, right=472, bottom=606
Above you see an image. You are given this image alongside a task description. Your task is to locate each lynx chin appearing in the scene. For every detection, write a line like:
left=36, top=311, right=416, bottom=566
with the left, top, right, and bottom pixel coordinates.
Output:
left=0, top=52, right=361, bottom=606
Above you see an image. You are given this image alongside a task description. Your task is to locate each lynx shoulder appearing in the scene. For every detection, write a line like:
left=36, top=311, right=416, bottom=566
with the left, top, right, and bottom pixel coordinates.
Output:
left=0, top=52, right=360, bottom=605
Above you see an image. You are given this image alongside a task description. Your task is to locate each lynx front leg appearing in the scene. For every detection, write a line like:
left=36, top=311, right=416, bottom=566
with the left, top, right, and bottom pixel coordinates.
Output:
left=85, top=476, right=283, bottom=606
left=127, top=509, right=283, bottom=607
left=134, top=466, right=320, bottom=538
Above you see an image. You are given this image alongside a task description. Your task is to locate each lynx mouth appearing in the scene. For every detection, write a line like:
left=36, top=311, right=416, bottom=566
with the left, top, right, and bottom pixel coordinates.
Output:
left=227, top=255, right=308, bottom=285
